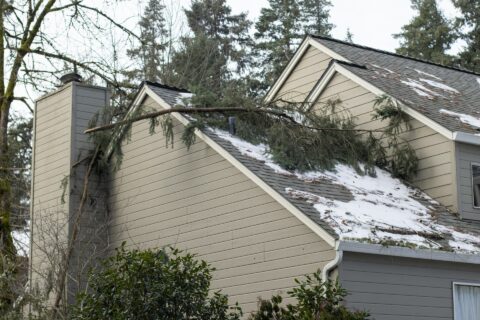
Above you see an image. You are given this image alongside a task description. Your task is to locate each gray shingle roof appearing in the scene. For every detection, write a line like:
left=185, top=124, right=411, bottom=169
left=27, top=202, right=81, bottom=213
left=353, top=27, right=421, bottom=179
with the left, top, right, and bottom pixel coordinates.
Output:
left=312, top=36, right=480, bottom=135
left=145, top=82, right=480, bottom=252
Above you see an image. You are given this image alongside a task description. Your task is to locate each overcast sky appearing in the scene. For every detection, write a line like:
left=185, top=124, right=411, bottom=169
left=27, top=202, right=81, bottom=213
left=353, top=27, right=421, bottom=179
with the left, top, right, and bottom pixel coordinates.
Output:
left=225, top=0, right=460, bottom=52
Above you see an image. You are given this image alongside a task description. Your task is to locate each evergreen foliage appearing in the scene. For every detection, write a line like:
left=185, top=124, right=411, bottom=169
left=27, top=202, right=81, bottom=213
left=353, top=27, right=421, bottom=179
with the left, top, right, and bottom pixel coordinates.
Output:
left=394, top=0, right=455, bottom=65
left=169, top=0, right=251, bottom=100
left=254, top=0, right=333, bottom=89
left=126, top=0, right=168, bottom=82
left=248, top=270, right=369, bottom=320
left=70, top=244, right=242, bottom=320
left=452, top=0, right=480, bottom=72
left=300, top=0, right=334, bottom=36
left=7, top=117, right=31, bottom=230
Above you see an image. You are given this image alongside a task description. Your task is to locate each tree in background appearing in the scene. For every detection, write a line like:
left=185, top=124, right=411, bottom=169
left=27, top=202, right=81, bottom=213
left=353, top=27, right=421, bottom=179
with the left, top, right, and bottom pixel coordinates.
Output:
left=126, top=0, right=168, bottom=82
left=169, top=0, right=251, bottom=105
left=394, top=0, right=455, bottom=65
left=452, top=0, right=480, bottom=72
left=254, top=0, right=333, bottom=89
left=300, top=0, right=333, bottom=36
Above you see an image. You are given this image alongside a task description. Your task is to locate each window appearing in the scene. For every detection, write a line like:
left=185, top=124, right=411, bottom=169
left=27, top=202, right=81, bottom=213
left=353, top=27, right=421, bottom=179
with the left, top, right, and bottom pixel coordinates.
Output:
left=453, top=282, right=480, bottom=319
left=472, top=164, right=480, bottom=208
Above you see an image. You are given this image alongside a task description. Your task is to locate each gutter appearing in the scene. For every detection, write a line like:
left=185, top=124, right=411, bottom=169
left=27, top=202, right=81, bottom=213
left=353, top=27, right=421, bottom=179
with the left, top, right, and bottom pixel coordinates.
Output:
left=339, top=241, right=480, bottom=265
left=453, top=131, right=480, bottom=146
left=321, top=241, right=343, bottom=280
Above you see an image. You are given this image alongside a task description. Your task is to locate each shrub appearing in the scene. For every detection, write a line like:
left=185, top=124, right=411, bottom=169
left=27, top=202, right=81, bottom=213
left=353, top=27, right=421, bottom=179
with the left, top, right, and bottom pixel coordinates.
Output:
left=71, top=244, right=241, bottom=320
left=248, top=270, right=369, bottom=320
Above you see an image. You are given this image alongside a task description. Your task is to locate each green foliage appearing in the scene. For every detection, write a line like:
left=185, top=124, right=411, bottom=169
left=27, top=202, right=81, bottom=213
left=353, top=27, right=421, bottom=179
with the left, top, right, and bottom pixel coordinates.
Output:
left=394, top=0, right=455, bottom=65
left=126, top=0, right=167, bottom=82
left=248, top=270, right=369, bottom=320
left=70, top=244, right=242, bottom=320
left=452, top=0, right=480, bottom=72
left=7, top=116, right=31, bottom=230
left=373, top=95, right=418, bottom=179
left=169, top=0, right=251, bottom=100
left=254, top=0, right=333, bottom=89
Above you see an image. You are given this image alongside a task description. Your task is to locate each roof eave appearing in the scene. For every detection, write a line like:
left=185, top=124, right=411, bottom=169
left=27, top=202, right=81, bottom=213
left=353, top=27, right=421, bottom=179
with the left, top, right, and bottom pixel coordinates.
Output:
left=339, top=241, right=480, bottom=265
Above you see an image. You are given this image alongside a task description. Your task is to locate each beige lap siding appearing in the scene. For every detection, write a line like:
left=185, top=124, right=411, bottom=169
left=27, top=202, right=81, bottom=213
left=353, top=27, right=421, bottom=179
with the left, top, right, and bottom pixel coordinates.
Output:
left=273, top=45, right=332, bottom=103
left=312, top=73, right=457, bottom=211
left=108, top=96, right=335, bottom=315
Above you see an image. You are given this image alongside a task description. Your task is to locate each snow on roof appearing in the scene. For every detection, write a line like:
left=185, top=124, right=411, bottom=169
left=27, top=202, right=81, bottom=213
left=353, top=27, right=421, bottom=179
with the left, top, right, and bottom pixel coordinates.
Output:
left=440, top=109, right=480, bottom=129
left=210, top=128, right=480, bottom=254
left=371, top=64, right=394, bottom=74
left=414, top=69, right=442, bottom=81
left=477, top=78, right=480, bottom=86
left=175, top=92, right=194, bottom=107
left=419, top=78, right=459, bottom=94
left=12, top=229, right=29, bottom=257
left=400, top=79, right=442, bottom=99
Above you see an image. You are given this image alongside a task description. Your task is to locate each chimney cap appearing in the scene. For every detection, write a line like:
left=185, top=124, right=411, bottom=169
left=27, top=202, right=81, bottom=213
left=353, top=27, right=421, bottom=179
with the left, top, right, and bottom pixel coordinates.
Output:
left=60, top=72, right=82, bottom=85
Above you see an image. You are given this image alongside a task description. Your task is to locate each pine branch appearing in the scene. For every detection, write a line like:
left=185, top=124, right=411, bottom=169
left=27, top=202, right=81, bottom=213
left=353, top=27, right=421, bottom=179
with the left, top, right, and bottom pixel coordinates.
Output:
left=84, top=106, right=386, bottom=134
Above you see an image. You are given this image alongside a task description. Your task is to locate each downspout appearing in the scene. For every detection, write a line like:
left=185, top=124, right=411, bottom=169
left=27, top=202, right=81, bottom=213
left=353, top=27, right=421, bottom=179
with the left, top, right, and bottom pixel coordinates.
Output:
left=321, top=241, right=343, bottom=281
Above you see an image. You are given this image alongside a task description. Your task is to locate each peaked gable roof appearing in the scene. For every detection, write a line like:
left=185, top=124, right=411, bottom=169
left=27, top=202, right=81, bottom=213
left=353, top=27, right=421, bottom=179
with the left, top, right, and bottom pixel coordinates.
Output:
left=141, top=82, right=480, bottom=257
left=310, top=36, right=480, bottom=136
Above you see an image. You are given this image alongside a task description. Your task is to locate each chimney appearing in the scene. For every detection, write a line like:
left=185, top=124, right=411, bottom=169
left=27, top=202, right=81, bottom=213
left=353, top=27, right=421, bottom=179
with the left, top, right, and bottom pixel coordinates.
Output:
left=29, top=76, right=110, bottom=305
left=59, top=72, right=83, bottom=85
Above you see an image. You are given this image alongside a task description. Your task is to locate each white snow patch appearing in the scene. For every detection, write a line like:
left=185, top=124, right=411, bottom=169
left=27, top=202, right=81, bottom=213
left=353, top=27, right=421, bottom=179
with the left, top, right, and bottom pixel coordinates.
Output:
left=414, top=69, right=442, bottom=81
left=440, top=109, right=480, bottom=129
left=12, top=229, right=29, bottom=256
left=175, top=92, right=194, bottom=107
left=419, top=78, right=459, bottom=94
left=210, top=128, right=292, bottom=175
left=401, top=79, right=441, bottom=98
left=371, top=64, right=394, bottom=74
left=477, top=78, right=480, bottom=86
left=210, top=128, right=480, bottom=254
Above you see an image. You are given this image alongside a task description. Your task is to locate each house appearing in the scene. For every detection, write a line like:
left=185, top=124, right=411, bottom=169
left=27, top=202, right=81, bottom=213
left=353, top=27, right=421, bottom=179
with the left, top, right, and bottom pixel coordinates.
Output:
left=29, top=36, right=480, bottom=319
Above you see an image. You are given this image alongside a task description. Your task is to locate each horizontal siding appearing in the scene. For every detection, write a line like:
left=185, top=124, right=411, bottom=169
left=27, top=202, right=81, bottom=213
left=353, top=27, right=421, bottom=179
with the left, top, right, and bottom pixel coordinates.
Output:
left=108, top=96, right=335, bottom=314
left=31, top=85, right=72, bottom=297
left=274, top=45, right=332, bottom=103
left=340, top=252, right=480, bottom=319
left=455, top=142, right=480, bottom=220
left=313, top=73, right=456, bottom=211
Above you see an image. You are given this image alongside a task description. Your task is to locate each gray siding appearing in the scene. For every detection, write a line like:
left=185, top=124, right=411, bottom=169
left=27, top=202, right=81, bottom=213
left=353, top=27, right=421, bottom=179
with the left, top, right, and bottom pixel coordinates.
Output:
left=108, top=96, right=335, bottom=314
left=455, top=142, right=480, bottom=220
left=339, top=252, right=480, bottom=320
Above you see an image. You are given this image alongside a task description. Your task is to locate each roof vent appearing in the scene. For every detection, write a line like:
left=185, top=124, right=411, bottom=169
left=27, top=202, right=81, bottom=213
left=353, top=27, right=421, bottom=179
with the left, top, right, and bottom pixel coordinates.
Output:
left=60, top=72, right=82, bottom=85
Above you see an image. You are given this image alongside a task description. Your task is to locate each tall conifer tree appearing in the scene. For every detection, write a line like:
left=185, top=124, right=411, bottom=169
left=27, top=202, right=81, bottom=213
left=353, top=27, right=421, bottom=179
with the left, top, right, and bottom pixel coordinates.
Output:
left=394, top=0, right=455, bottom=65
left=254, top=0, right=333, bottom=89
left=452, top=0, right=480, bottom=72
left=127, top=0, right=168, bottom=82
left=169, top=0, right=251, bottom=102
left=300, top=0, right=333, bottom=36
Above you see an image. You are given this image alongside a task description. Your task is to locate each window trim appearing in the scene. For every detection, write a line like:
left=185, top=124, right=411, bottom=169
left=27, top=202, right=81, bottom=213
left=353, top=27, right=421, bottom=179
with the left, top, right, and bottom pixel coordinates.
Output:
left=471, top=163, right=480, bottom=209
left=453, top=281, right=480, bottom=320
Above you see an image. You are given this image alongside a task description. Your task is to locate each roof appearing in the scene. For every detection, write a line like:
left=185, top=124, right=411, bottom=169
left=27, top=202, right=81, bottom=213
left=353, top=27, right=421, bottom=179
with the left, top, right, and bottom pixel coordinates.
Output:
left=144, top=82, right=480, bottom=256
left=310, top=35, right=480, bottom=135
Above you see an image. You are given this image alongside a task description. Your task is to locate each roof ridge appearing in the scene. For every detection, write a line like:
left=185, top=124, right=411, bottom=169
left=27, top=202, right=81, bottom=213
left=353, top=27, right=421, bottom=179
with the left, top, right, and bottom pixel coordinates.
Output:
left=310, top=34, right=480, bottom=77
left=143, top=80, right=191, bottom=93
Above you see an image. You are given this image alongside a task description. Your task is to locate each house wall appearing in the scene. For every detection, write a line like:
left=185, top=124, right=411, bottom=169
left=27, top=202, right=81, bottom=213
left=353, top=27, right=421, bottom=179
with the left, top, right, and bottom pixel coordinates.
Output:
left=339, top=251, right=480, bottom=320
left=107, top=96, right=336, bottom=314
left=455, top=142, right=480, bottom=220
left=312, top=72, right=457, bottom=211
left=273, top=45, right=332, bottom=103
left=30, top=82, right=109, bottom=304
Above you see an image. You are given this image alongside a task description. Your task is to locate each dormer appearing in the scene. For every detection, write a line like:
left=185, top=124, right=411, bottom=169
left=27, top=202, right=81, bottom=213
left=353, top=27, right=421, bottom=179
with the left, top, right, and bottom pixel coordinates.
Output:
left=266, top=35, right=480, bottom=221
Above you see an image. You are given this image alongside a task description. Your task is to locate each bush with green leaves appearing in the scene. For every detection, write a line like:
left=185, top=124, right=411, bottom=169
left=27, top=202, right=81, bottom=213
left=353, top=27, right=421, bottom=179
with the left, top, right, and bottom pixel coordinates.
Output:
left=70, top=244, right=242, bottom=320
left=248, top=270, right=369, bottom=320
